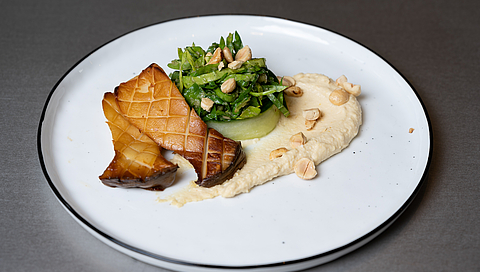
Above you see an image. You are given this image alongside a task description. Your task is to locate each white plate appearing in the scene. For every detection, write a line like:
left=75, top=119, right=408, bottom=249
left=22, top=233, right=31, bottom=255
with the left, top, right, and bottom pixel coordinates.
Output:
left=38, top=15, right=431, bottom=272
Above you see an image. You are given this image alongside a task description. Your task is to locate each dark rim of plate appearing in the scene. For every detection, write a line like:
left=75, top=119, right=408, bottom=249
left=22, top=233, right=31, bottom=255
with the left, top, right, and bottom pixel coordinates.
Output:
left=37, top=14, right=433, bottom=270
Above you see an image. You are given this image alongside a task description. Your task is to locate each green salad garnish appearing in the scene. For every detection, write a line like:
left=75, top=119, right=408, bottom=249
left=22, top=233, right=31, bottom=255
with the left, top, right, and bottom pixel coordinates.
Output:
left=167, top=31, right=289, bottom=122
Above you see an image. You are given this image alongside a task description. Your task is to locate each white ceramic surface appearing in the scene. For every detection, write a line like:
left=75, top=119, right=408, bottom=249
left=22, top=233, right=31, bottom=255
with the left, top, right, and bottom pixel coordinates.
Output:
left=38, top=15, right=431, bottom=271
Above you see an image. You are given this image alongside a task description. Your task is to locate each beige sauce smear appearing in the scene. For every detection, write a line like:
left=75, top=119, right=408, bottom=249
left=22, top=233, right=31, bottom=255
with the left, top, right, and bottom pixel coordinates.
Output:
left=158, top=73, right=362, bottom=207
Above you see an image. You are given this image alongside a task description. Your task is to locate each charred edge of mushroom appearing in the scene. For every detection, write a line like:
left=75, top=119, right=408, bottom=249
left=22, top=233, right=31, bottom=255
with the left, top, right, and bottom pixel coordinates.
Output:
left=100, top=164, right=178, bottom=191
left=196, top=141, right=247, bottom=188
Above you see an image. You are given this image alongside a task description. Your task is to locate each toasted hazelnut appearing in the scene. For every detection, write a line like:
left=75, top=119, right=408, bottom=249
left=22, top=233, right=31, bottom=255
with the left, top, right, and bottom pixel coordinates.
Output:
left=223, top=47, right=234, bottom=63
left=218, top=61, right=225, bottom=71
left=235, top=45, right=252, bottom=62
left=284, top=86, right=303, bottom=97
left=277, top=76, right=296, bottom=87
left=409, top=128, right=415, bottom=133
left=303, top=108, right=321, bottom=121
left=294, top=158, right=317, bottom=180
left=290, top=132, right=307, bottom=148
left=221, top=78, right=236, bottom=94
left=269, top=147, right=288, bottom=161
left=335, top=75, right=348, bottom=86
left=335, top=75, right=361, bottom=96
left=228, top=60, right=244, bottom=70
left=201, top=97, right=214, bottom=112
left=207, top=47, right=222, bottom=65
left=329, top=88, right=349, bottom=106
left=305, top=119, right=316, bottom=130
left=343, top=83, right=361, bottom=96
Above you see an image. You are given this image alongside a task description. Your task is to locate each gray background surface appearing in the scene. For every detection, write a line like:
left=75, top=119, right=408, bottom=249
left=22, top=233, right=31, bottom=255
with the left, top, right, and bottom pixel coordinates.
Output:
left=1, top=0, right=479, bottom=271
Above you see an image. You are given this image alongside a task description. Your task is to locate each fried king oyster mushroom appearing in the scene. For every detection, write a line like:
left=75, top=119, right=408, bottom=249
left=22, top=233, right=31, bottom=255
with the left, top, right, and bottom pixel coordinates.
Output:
left=99, top=92, right=178, bottom=190
left=114, top=63, right=246, bottom=188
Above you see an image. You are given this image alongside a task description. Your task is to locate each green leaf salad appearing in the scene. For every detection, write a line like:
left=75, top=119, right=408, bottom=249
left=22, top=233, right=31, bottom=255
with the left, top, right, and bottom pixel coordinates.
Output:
left=167, top=32, right=290, bottom=128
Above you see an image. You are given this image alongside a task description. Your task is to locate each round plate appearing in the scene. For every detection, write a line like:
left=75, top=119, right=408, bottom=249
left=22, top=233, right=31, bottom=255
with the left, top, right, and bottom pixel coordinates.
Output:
left=38, top=15, right=432, bottom=272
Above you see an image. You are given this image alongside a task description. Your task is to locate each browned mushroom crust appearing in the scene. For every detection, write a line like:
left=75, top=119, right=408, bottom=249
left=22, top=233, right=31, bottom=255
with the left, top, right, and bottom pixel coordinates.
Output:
left=99, top=92, right=178, bottom=190
left=113, top=63, right=246, bottom=188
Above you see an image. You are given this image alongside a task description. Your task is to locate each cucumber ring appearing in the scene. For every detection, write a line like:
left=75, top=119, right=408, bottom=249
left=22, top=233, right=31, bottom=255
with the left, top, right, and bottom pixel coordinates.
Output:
left=206, top=105, right=280, bottom=140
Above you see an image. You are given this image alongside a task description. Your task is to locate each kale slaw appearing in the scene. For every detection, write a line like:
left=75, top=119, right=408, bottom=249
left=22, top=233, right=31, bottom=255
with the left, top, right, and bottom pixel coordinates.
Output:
left=167, top=31, right=290, bottom=122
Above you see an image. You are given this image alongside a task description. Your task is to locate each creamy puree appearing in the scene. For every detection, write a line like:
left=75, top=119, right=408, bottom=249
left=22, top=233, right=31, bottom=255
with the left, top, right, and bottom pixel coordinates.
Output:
left=158, top=73, right=362, bottom=207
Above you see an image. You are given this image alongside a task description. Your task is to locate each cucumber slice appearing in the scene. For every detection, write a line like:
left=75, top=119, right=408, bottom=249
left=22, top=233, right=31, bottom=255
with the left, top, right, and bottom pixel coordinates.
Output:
left=206, top=105, right=281, bottom=140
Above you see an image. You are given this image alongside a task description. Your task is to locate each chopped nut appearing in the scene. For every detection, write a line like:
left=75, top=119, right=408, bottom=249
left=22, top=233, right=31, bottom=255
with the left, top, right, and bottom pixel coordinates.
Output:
left=218, top=61, right=225, bottom=71
left=290, top=132, right=307, bottom=148
left=335, top=75, right=348, bottom=86
left=303, top=108, right=321, bottom=130
left=294, top=158, right=317, bottom=180
left=329, top=88, right=349, bottom=106
left=269, top=147, right=288, bottom=160
left=335, top=75, right=361, bottom=96
left=228, top=60, right=244, bottom=70
left=223, top=47, right=234, bottom=63
left=303, top=108, right=321, bottom=121
left=305, top=119, right=316, bottom=130
left=284, top=86, right=303, bottom=97
left=221, top=78, right=236, bottom=94
left=343, top=83, right=361, bottom=96
left=277, top=76, right=296, bottom=87
left=409, top=128, right=415, bottom=133
left=207, top=47, right=222, bottom=65
left=235, top=45, right=252, bottom=62
left=201, top=97, right=214, bottom=112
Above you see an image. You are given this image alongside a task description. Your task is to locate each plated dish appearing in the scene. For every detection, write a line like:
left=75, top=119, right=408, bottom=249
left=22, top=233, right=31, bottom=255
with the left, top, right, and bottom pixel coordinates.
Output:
left=38, top=15, right=432, bottom=272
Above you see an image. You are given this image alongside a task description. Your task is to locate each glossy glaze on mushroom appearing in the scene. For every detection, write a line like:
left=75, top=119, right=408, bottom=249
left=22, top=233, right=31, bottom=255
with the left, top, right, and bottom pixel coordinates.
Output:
left=99, top=92, right=178, bottom=190
left=112, top=63, right=246, bottom=188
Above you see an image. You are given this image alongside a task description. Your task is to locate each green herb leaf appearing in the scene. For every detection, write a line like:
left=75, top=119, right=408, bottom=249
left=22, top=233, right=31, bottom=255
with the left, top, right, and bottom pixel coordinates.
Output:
left=239, top=106, right=261, bottom=118
left=219, top=37, right=225, bottom=49
left=214, top=87, right=235, bottom=103
left=250, top=85, right=287, bottom=97
left=233, top=31, right=243, bottom=53
left=226, top=33, right=235, bottom=57
left=267, top=92, right=290, bottom=117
